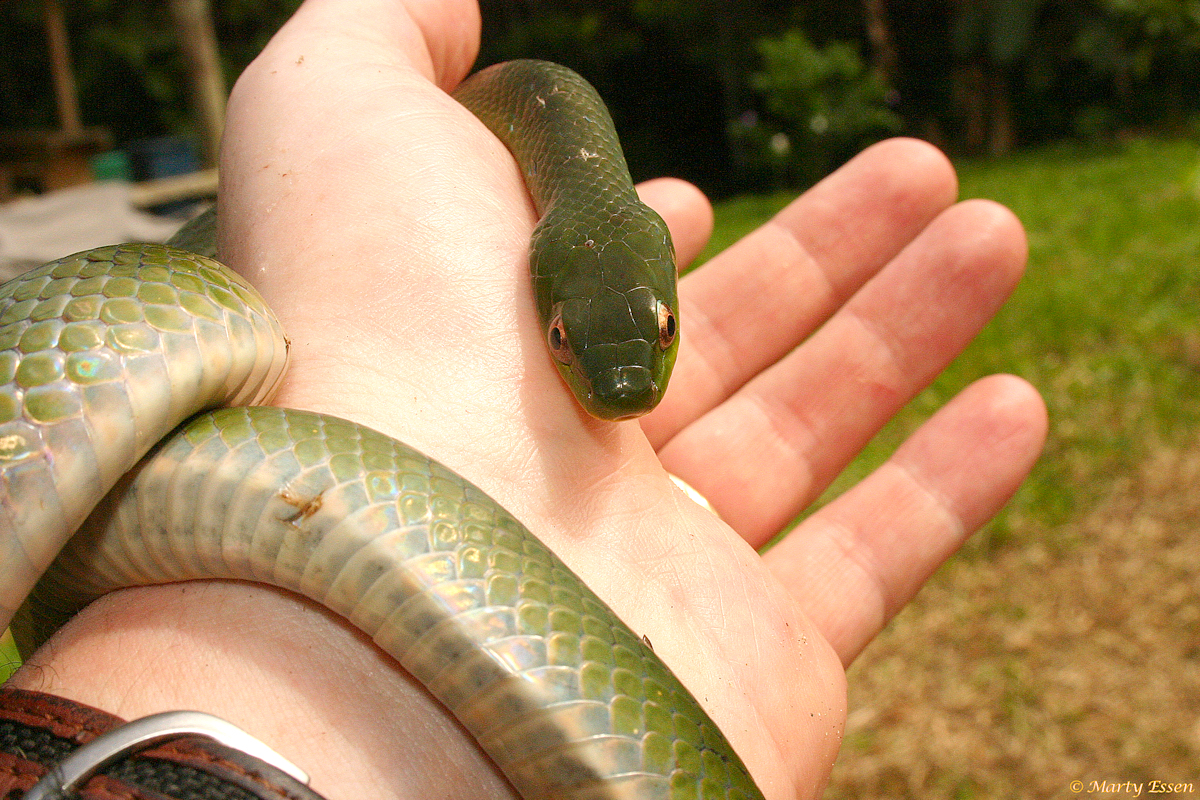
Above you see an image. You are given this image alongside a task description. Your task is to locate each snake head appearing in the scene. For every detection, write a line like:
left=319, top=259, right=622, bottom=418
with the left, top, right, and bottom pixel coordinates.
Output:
left=533, top=202, right=678, bottom=420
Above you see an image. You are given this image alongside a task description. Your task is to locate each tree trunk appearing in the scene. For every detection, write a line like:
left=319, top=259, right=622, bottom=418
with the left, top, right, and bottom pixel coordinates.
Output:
left=956, top=60, right=987, bottom=153
left=863, top=0, right=898, bottom=83
left=168, top=0, right=226, bottom=168
left=987, top=66, right=1013, bottom=155
left=43, top=0, right=81, bottom=135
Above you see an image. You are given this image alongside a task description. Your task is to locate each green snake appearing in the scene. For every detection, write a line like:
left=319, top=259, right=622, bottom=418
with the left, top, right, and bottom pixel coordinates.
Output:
left=0, top=60, right=760, bottom=800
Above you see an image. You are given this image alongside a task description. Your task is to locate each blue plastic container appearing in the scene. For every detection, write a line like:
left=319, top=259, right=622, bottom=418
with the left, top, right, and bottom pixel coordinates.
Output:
left=125, top=136, right=200, bottom=182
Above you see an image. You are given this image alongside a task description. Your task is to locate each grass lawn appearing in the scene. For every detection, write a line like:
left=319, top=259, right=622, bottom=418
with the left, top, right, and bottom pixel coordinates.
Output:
left=0, top=629, right=14, bottom=681
left=778, top=137, right=1200, bottom=798
left=5, top=138, right=1199, bottom=796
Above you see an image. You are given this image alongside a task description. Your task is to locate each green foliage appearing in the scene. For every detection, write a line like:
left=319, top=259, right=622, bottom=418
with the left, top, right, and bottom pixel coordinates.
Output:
left=1072, top=0, right=1200, bottom=126
left=479, top=6, right=641, bottom=75
left=1104, top=0, right=1200, bottom=42
left=738, top=28, right=900, bottom=186
left=2, top=0, right=1198, bottom=194
left=951, top=0, right=1048, bottom=64
left=0, top=0, right=300, bottom=143
left=1076, top=0, right=1200, bottom=80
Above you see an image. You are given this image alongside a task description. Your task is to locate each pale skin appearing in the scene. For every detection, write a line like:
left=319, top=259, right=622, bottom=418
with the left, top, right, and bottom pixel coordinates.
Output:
left=7, top=0, right=1048, bottom=798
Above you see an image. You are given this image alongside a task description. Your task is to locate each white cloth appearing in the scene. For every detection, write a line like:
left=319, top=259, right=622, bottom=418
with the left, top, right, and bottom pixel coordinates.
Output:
left=0, top=182, right=183, bottom=281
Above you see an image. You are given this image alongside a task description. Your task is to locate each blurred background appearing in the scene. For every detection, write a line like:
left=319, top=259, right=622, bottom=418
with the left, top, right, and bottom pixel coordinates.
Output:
left=2, top=0, right=1199, bottom=196
left=1, top=1, right=1198, bottom=797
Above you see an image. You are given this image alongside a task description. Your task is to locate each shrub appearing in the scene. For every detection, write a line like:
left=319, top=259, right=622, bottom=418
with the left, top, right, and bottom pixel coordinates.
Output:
left=738, top=28, right=901, bottom=185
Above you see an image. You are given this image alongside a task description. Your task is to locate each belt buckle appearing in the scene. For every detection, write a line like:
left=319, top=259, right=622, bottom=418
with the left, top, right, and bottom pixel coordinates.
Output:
left=22, top=710, right=309, bottom=799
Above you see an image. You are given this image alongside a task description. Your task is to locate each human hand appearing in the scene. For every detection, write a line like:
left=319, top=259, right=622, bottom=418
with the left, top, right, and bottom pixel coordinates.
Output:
left=9, top=0, right=1047, bottom=798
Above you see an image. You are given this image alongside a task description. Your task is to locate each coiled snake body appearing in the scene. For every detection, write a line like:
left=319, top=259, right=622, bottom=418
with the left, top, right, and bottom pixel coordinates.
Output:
left=0, top=61, right=763, bottom=800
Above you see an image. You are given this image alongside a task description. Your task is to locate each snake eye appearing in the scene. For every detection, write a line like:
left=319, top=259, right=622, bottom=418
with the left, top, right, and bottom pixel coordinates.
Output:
left=548, top=312, right=573, bottom=364
left=656, top=301, right=676, bottom=350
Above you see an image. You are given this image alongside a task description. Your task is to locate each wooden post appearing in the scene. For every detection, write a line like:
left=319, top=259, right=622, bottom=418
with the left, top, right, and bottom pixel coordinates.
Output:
left=43, top=0, right=82, bottom=135
left=168, top=0, right=226, bottom=168
left=863, top=0, right=898, bottom=84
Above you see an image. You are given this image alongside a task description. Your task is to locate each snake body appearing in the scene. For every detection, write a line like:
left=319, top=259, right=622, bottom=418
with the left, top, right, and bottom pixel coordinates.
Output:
left=0, top=61, right=762, bottom=800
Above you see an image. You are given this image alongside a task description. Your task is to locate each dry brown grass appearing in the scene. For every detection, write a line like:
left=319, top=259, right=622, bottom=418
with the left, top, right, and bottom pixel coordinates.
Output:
left=825, top=441, right=1200, bottom=799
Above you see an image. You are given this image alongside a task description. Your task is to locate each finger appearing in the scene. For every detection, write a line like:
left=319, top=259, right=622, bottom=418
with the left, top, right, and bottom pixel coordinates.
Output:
left=765, top=374, right=1048, bottom=664
left=636, top=177, right=713, bottom=271
left=271, top=0, right=479, bottom=86
left=642, top=138, right=958, bottom=446
left=659, top=198, right=1028, bottom=545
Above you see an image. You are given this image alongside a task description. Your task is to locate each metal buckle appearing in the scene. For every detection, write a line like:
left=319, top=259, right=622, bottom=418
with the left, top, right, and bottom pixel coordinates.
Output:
left=22, top=709, right=309, bottom=800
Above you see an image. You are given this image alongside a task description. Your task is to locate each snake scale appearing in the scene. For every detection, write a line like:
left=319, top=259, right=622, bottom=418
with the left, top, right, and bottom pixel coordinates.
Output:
left=0, top=60, right=764, bottom=800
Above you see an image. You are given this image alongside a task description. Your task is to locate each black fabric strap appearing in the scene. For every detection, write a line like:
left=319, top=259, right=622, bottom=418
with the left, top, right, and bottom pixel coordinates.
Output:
left=0, top=687, right=328, bottom=800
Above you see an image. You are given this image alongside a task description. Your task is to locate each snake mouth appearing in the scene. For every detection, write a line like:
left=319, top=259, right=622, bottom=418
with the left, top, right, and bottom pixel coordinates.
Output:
left=590, top=365, right=659, bottom=419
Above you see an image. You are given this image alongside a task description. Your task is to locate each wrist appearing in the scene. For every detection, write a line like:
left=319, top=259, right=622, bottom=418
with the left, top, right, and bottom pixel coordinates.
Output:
left=8, top=581, right=516, bottom=800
